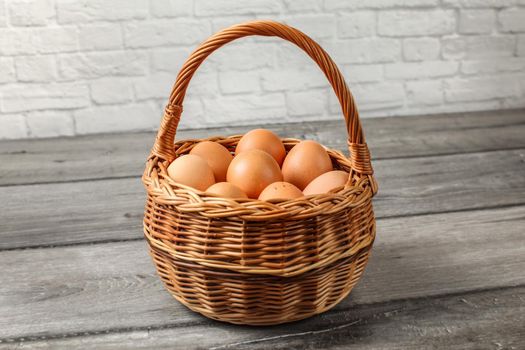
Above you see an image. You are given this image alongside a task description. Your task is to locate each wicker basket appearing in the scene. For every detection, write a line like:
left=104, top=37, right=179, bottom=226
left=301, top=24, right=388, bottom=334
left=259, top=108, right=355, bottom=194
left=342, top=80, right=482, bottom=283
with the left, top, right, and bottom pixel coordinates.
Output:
left=142, top=20, right=378, bottom=326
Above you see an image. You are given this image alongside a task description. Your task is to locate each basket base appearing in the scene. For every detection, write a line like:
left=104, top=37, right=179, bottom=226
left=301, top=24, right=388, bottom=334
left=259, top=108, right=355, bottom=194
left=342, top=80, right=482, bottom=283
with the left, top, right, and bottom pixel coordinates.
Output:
left=149, top=246, right=372, bottom=326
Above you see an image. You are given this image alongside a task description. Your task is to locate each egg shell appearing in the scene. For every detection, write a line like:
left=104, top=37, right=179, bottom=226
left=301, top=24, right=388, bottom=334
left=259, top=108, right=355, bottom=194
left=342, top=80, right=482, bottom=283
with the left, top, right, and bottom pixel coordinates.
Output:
left=189, top=141, right=233, bottom=182
left=258, top=182, right=303, bottom=201
left=167, top=154, right=215, bottom=191
left=282, top=140, right=333, bottom=190
left=235, top=129, right=286, bottom=166
left=227, top=149, right=283, bottom=199
left=206, top=182, right=247, bottom=199
left=303, top=170, right=349, bottom=195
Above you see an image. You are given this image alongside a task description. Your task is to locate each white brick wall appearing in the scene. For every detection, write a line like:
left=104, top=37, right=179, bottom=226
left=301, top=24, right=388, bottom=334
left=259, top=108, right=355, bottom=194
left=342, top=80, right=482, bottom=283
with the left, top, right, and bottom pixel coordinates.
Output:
left=1, top=0, right=525, bottom=139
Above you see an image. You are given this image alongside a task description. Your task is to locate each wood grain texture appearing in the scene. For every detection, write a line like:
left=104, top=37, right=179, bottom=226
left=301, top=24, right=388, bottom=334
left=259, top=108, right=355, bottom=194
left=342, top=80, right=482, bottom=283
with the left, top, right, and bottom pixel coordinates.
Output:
left=3, top=285, right=522, bottom=349
left=1, top=205, right=523, bottom=341
left=0, top=109, right=523, bottom=186
left=1, top=149, right=524, bottom=249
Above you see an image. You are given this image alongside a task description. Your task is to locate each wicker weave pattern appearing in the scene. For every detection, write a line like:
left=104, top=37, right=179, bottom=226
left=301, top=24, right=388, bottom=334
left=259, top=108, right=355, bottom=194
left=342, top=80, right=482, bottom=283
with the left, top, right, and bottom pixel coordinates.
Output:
left=143, top=20, right=377, bottom=325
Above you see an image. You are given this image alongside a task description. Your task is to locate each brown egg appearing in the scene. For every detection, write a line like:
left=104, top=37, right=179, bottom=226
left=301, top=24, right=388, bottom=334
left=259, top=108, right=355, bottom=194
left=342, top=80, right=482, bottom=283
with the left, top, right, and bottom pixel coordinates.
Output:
left=282, top=140, right=333, bottom=190
left=258, top=182, right=303, bottom=201
left=303, top=170, right=349, bottom=195
left=167, top=154, right=215, bottom=191
left=189, top=141, right=233, bottom=182
left=235, top=129, right=286, bottom=166
left=206, top=182, right=247, bottom=199
left=227, top=149, right=283, bottom=199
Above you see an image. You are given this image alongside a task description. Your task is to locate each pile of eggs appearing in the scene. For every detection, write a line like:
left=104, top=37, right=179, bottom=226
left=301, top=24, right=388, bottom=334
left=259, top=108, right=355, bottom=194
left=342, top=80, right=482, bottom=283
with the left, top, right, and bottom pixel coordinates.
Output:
left=167, top=129, right=349, bottom=201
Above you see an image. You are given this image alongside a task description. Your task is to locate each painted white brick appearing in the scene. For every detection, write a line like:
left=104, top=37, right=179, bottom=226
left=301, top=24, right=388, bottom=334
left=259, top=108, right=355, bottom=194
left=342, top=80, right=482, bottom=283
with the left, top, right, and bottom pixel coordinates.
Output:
left=324, top=38, right=401, bottom=64
left=338, top=12, right=376, bottom=38
left=150, top=0, right=193, bottom=18
left=385, top=61, right=459, bottom=80
left=283, top=15, right=336, bottom=39
left=58, top=51, right=148, bottom=80
left=461, top=58, right=525, bottom=75
left=26, top=111, right=74, bottom=137
left=203, top=93, right=287, bottom=126
left=0, top=114, right=28, bottom=139
left=261, top=68, right=327, bottom=92
left=15, top=55, right=57, bottom=82
left=123, top=20, right=210, bottom=48
left=57, top=0, right=148, bottom=24
left=0, top=57, right=15, bottom=83
left=325, top=0, right=439, bottom=10
left=403, top=38, right=440, bottom=61
left=406, top=80, right=443, bottom=105
left=133, top=72, right=174, bottom=100
left=212, top=42, right=275, bottom=71
left=8, top=0, right=54, bottom=26
left=283, top=0, right=320, bottom=13
left=343, top=64, right=383, bottom=83
left=378, top=10, right=455, bottom=37
left=35, top=27, right=78, bottom=53
left=0, top=29, right=38, bottom=55
left=177, top=99, right=205, bottom=129
left=459, top=9, right=495, bottom=34
left=78, top=24, right=123, bottom=51
left=90, top=78, right=133, bottom=104
left=286, top=90, right=326, bottom=117
left=186, top=70, right=220, bottom=98
left=195, top=0, right=281, bottom=16
left=74, top=103, right=161, bottom=134
left=444, top=76, right=519, bottom=102
left=211, top=16, right=253, bottom=32
left=151, top=47, right=191, bottom=72
left=219, top=71, right=260, bottom=94
left=341, top=82, right=405, bottom=111
left=499, top=8, right=525, bottom=33
left=442, top=35, right=515, bottom=59
left=0, top=0, right=6, bottom=27
left=442, top=0, right=515, bottom=7
left=518, top=35, right=525, bottom=56
left=1, top=83, right=89, bottom=112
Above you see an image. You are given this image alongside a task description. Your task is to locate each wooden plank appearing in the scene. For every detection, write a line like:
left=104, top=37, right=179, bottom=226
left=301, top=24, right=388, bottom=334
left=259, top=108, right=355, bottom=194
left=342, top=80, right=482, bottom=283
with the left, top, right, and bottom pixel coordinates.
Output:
left=1, top=149, right=524, bottom=249
left=1, top=205, right=524, bottom=341
left=0, top=109, right=524, bottom=186
left=3, top=285, right=522, bottom=349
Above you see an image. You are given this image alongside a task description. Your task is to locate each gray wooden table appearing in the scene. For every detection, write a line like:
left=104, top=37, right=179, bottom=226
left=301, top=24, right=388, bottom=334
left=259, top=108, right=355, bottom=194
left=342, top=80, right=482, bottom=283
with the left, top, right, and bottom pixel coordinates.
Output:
left=1, top=109, right=524, bottom=349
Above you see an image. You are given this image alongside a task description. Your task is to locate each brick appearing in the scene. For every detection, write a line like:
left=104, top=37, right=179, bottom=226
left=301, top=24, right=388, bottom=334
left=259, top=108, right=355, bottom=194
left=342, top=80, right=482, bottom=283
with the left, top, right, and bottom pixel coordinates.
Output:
left=151, top=47, right=191, bottom=73
left=385, top=61, right=459, bottom=80
left=15, top=55, right=57, bottom=82
left=26, top=111, right=74, bottom=137
left=343, top=64, right=383, bottom=83
left=283, top=0, right=320, bottom=12
left=286, top=89, right=326, bottom=117
left=0, top=29, right=38, bottom=55
left=442, top=35, right=515, bottom=59
left=91, top=78, right=133, bottom=104
left=195, top=0, right=281, bottom=16
left=74, top=103, right=161, bottom=134
left=261, top=68, right=327, bottom=92
left=378, top=10, right=455, bottom=37
left=499, top=8, right=525, bottom=33
left=8, top=0, right=54, bottom=26
left=219, top=71, right=260, bottom=94
left=406, top=80, right=443, bottom=105
left=325, top=0, right=439, bottom=10
left=338, top=12, right=376, bottom=38
left=211, top=16, right=252, bottom=32
left=186, top=70, right=219, bottom=98
left=0, top=57, right=15, bottom=83
left=461, top=58, right=525, bottom=75
left=0, top=114, right=28, bottom=139
left=133, top=72, right=174, bottom=100
left=150, top=0, right=193, bottom=18
left=444, top=76, right=519, bottom=102
left=176, top=99, right=206, bottom=129
left=403, top=38, right=440, bottom=61
left=58, top=51, right=148, bottom=80
left=0, top=0, right=6, bottom=27
left=203, top=93, right=287, bottom=126
left=324, top=38, right=401, bottom=64
left=442, top=0, right=515, bottom=7
left=57, top=0, right=148, bottom=24
left=212, top=42, right=275, bottom=71
left=459, top=9, right=494, bottom=34
left=283, top=15, right=336, bottom=39
left=331, top=82, right=405, bottom=111
left=123, top=20, right=210, bottom=48
left=1, top=83, right=89, bottom=113
left=36, top=27, right=78, bottom=53
left=518, top=35, right=525, bottom=56
left=78, top=24, right=123, bottom=51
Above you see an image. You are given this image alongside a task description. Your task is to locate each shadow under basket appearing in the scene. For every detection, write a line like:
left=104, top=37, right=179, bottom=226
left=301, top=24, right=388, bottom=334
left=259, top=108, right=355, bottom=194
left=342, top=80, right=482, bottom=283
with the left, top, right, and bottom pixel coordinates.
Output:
left=142, top=20, right=378, bottom=326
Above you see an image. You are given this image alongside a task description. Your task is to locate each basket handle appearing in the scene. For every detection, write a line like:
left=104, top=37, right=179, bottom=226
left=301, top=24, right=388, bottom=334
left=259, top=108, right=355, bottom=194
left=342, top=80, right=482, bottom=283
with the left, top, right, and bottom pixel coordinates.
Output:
left=151, top=20, right=373, bottom=176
